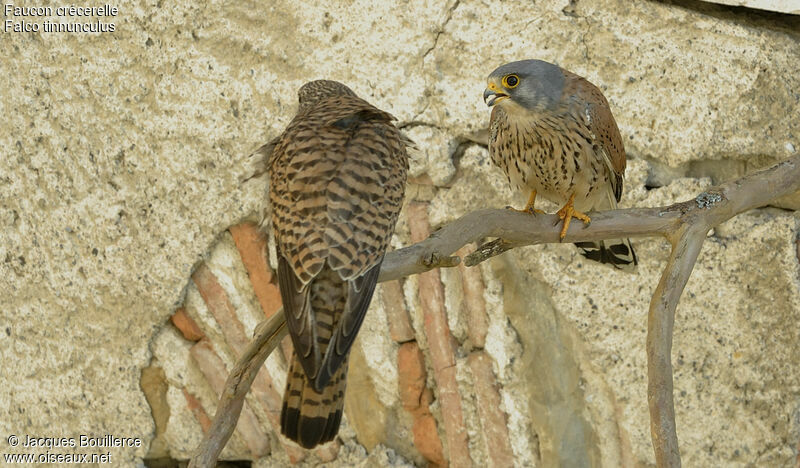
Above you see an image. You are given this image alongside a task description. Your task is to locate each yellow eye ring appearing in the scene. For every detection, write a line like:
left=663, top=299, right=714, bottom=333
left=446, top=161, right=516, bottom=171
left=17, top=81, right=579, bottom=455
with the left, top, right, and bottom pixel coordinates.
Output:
left=502, top=74, right=520, bottom=88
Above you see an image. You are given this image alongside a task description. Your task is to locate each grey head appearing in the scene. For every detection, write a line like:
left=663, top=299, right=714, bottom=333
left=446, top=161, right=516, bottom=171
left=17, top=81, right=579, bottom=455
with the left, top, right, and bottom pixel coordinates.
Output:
left=298, top=80, right=357, bottom=110
left=484, top=59, right=565, bottom=112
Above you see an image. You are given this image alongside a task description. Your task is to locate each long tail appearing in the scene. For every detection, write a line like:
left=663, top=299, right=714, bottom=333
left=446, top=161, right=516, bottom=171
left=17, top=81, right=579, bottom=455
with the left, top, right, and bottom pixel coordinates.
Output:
left=280, top=354, right=348, bottom=449
left=574, top=188, right=638, bottom=271
left=574, top=238, right=637, bottom=271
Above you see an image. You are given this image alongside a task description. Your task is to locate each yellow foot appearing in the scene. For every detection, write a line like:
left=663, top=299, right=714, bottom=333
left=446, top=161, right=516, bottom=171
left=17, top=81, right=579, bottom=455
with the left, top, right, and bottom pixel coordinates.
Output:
left=506, top=205, right=546, bottom=215
left=507, top=190, right=546, bottom=215
left=555, top=194, right=591, bottom=240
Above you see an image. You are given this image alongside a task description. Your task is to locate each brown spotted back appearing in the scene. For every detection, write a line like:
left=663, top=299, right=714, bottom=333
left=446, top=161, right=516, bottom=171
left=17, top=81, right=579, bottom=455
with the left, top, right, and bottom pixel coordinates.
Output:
left=270, top=95, right=408, bottom=283
left=267, top=81, right=409, bottom=447
left=561, top=70, right=627, bottom=187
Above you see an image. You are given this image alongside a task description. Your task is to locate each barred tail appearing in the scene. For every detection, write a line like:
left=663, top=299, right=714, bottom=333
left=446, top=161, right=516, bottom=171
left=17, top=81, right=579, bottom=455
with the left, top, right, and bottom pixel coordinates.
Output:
left=574, top=238, right=637, bottom=271
left=281, top=354, right=348, bottom=449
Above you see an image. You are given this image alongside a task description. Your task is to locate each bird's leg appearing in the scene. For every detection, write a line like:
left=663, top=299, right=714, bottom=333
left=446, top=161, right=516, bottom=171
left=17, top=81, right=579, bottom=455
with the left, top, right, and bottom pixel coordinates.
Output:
left=507, top=190, right=546, bottom=215
left=555, top=193, right=591, bottom=240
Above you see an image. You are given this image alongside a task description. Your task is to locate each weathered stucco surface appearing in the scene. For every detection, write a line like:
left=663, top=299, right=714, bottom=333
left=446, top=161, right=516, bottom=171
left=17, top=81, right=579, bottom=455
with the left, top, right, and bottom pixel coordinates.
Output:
left=1, top=0, right=799, bottom=466
left=700, top=0, right=800, bottom=14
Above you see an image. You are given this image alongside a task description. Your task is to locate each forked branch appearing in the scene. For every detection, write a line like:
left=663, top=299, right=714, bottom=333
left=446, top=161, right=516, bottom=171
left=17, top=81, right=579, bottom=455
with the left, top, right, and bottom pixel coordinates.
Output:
left=190, top=155, right=800, bottom=468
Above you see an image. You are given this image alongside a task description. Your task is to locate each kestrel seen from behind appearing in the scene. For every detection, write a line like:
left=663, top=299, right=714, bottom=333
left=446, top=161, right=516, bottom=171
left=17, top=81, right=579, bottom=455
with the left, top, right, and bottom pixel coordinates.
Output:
left=483, top=59, right=637, bottom=270
left=260, top=80, right=409, bottom=448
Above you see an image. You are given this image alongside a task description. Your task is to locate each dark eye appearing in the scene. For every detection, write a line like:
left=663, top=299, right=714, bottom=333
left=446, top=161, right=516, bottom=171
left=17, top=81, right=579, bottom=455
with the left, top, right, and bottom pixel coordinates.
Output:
left=503, top=74, right=519, bottom=88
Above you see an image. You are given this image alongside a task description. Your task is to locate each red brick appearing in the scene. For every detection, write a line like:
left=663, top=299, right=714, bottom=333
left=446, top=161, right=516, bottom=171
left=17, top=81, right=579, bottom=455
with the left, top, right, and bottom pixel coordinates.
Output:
left=468, top=351, right=514, bottom=467
left=407, top=202, right=432, bottom=245
left=418, top=270, right=457, bottom=370
left=407, top=202, right=471, bottom=467
left=190, top=340, right=229, bottom=392
left=191, top=234, right=304, bottom=460
left=397, top=340, right=446, bottom=466
left=397, top=342, right=427, bottom=411
left=192, top=263, right=249, bottom=355
left=228, top=223, right=296, bottom=371
left=456, top=245, right=488, bottom=349
left=412, top=413, right=446, bottom=467
left=191, top=326, right=303, bottom=462
left=436, top=365, right=472, bottom=468
left=170, top=307, right=204, bottom=341
left=182, top=388, right=212, bottom=434
left=407, top=203, right=456, bottom=371
left=229, top=223, right=283, bottom=319
left=383, top=280, right=415, bottom=343
left=420, top=387, right=434, bottom=408
left=190, top=339, right=271, bottom=457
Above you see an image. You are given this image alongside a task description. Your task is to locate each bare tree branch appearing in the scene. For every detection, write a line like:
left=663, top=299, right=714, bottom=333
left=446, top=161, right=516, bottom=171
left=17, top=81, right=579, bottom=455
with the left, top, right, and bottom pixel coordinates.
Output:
left=189, top=311, right=288, bottom=468
left=378, top=205, right=681, bottom=281
left=464, top=238, right=514, bottom=266
left=191, top=155, right=800, bottom=467
left=647, top=225, right=707, bottom=468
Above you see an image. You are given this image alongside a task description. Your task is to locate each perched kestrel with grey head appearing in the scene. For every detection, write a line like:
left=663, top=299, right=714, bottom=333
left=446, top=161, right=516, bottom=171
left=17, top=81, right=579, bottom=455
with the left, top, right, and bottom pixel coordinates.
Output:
left=258, top=80, right=409, bottom=448
left=483, top=59, right=637, bottom=269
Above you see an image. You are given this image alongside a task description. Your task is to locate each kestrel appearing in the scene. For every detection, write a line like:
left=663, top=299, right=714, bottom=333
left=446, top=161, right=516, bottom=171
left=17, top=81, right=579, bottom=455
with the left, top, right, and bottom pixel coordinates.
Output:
left=483, top=59, right=637, bottom=269
left=261, top=80, right=409, bottom=448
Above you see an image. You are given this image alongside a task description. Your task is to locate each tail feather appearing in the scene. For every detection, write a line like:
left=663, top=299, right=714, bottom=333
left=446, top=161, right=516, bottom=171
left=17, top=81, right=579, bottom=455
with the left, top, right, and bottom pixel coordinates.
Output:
left=576, top=189, right=638, bottom=271
left=574, top=238, right=637, bottom=271
left=281, top=354, right=348, bottom=449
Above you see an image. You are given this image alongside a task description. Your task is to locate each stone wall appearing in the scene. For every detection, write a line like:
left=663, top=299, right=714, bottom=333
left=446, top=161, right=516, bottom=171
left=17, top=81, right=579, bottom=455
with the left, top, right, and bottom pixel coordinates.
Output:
left=2, top=0, right=799, bottom=466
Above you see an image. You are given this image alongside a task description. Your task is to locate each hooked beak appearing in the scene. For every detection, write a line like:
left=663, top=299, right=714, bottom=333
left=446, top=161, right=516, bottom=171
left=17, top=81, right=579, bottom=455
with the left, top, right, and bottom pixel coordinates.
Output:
left=483, top=81, right=508, bottom=107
